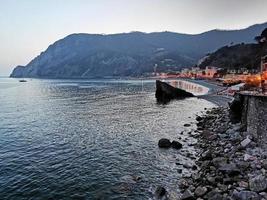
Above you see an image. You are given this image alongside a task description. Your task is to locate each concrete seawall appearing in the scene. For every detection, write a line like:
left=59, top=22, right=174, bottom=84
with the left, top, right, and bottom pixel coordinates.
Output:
left=164, top=79, right=210, bottom=96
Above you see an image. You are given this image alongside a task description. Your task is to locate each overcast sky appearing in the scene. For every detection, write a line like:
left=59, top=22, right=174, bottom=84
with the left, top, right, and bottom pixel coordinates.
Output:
left=1, top=0, right=267, bottom=75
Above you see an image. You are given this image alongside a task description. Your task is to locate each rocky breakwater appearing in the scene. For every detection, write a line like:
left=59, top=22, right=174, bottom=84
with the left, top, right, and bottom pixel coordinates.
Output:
left=155, top=80, right=195, bottom=104
left=179, top=107, right=267, bottom=200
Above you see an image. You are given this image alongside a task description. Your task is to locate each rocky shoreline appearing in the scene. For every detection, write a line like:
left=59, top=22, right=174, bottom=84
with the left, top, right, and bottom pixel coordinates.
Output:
left=177, top=106, right=267, bottom=200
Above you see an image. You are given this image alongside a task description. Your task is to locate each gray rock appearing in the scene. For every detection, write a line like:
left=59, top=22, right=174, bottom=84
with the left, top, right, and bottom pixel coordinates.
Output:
left=238, top=181, right=249, bottom=189
left=241, top=137, right=251, bottom=148
left=212, top=157, right=228, bottom=168
left=204, top=190, right=223, bottom=200
left=158, top=138, right=171, bottom=148
left=218, top=163, right=240, bottom=176
left=194, top=186, right=207, bottom=197
left=183, top=163, right=192, bottom=169
left=180, top=190, right=195, bottom=200
left=155, top=186, right=166, bottom=198
left=232, top=190, right=260, bottom=200
left=262, top=160, right=267, bottom=170
left=244, top=154, right=255, bottom=161
left=196, top=116, right=203, bottom=121
left=171, top=140, right=183, bottom=149
left=207, top=176, right=216, bottom=185
left=200, top=150, right=213, bottom=161
left=259, top=192, right=267, bottom=199
left=249, top=175, right=267, bottom=192
left=179, top=179, right=189, bottom=190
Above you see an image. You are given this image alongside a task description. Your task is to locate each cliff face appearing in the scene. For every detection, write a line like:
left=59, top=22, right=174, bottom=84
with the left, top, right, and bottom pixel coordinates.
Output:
left=10, top=23, right=267, bottom=78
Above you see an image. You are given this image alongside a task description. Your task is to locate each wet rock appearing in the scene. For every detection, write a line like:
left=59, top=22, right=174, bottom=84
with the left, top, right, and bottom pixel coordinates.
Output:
left=184, top=124, right=191, bottom=127
left=158, top=138, right=171, bottom=148
left=232, top=190, right=260, bottom=200
left=120, top=175, right=137, bottom=184
left=194, top=186, right=207, bottom=197
left=155, top=186, right=166, bottom=198
left=171, top=140, right=182, bottom=149
left=249, top=175, right=267, bottom=192
left=180, top=190, right=195, bottom=200
left=133, top=176, right=141, bottom=181
left=196, top=116, right=203, bottom=121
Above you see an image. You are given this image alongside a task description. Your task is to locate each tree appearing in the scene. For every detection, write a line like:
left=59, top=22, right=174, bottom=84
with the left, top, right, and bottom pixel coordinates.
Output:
left=255, top=28, right=267, bottom=44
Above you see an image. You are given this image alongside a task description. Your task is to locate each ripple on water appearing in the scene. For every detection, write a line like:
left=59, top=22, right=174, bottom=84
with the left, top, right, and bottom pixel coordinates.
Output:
left=0, top=79, right=215, bottom=199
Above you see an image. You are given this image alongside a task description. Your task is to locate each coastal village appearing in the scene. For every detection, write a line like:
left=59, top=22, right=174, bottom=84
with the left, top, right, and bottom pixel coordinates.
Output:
left=153, top=55, right=267, bottom=96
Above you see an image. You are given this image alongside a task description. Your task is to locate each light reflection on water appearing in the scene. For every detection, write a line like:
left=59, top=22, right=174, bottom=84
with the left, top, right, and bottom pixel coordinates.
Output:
left=0, top=78, right=215, bottom=199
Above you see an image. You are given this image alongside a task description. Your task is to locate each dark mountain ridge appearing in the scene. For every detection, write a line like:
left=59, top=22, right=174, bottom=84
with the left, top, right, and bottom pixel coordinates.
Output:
left=199, top=28, right=267, bottom=71
left=10, top=22, right=267, bottom=78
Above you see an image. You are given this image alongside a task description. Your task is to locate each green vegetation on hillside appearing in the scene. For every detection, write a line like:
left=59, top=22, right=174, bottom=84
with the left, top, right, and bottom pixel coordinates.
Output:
left=199, top=28, right=267, bottom=71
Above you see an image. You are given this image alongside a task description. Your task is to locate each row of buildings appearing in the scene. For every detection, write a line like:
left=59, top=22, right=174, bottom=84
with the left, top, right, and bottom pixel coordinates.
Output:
left=154, top=66, right=259, bottom=80
left=154, top=66, right=220, bottom=79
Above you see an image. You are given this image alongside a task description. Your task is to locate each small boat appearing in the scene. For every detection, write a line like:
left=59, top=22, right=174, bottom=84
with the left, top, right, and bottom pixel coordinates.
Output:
left=19, top=79, right=27, bottom=82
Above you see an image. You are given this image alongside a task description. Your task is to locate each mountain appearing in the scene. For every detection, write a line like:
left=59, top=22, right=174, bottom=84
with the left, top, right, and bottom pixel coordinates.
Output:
left=199, top=43, right=267, bottom=70
left=10, top=22, right=267, bottom=78
left=199, top=28, right=267, bottom=70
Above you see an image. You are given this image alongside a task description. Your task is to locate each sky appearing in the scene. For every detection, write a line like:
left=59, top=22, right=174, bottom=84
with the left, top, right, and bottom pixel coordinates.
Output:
left=1, top=0, right=267, bottom=75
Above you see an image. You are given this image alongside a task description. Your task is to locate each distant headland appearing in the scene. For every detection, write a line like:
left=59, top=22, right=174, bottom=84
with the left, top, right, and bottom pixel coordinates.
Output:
left=10, top=22, right=267, bottom=79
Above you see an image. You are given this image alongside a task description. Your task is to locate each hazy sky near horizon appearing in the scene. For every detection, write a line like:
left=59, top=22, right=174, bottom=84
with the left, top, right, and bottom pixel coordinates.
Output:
left=1, top=0, right=267, bottom=75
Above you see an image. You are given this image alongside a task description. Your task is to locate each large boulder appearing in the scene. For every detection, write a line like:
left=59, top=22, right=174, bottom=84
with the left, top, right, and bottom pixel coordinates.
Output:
left=158, top=138, right=171, bottom=148
left=154, top=186, right=167, bottom=198
left=155, top=80, right=194, bottom=104
left=249, top=175, right=267, bottom=192
left=171, top=140, right=183, bottom=149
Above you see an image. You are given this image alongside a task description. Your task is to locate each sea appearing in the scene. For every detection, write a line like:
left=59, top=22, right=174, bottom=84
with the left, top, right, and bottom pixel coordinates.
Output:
left=0, top=78, right=215, bottom=200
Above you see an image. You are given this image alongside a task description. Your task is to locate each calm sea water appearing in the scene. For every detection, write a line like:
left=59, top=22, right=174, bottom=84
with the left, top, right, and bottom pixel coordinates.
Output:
left=0, top=78, right=215, bottom=200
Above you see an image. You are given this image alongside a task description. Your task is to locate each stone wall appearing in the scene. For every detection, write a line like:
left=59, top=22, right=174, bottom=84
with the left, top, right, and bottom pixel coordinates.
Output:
left=240, top=93, right=267, bottom=148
